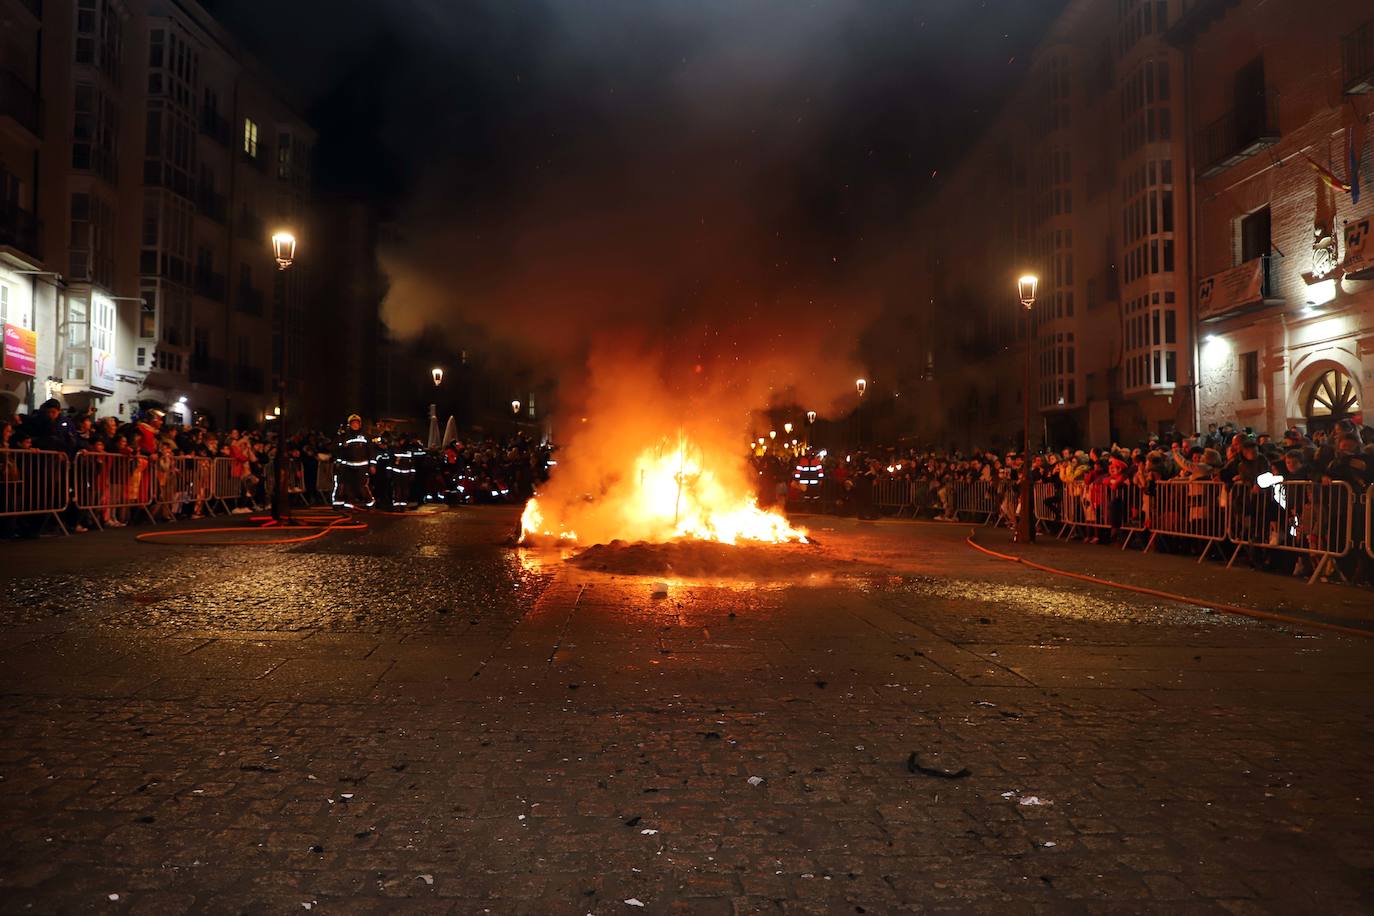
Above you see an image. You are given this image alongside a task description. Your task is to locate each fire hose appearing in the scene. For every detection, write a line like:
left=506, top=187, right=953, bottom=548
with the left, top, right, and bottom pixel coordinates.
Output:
left=965, top=531, right=1373, bottom=640
left=136, top=511, right=368, bottom=546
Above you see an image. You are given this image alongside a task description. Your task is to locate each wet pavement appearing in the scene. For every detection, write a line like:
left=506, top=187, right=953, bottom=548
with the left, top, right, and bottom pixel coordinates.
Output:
left=1, top=507, right=1372, bottom=914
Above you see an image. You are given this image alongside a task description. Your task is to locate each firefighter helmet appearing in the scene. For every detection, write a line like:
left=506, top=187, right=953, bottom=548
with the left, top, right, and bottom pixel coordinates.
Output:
left=347, top=414, right=362, bottom=424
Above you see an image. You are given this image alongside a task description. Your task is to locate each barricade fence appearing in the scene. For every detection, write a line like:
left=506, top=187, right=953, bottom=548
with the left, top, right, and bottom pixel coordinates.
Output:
left=1368, top=485, right=1374, bottom=562
left=73, top=452, right=155, bottom=527
left=1142, top=479, right=1229, bottom=561
left=0, top=448, right=71, bottom=534
left=1226, top=480, right=1355, bottom=584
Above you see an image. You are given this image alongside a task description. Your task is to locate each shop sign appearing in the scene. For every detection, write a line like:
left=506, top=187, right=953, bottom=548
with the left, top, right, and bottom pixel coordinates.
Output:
left=2, top=323, right=37, bottom=376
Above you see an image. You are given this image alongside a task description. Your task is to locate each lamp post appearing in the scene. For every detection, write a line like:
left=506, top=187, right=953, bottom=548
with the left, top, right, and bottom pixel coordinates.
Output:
left=855, top=378, right=867, bottom=448
left=432, top=367, right=444, bottom=387
left=1016, top=274, right=1038, bottom=543
left=270, top=231, right=298, bottom=524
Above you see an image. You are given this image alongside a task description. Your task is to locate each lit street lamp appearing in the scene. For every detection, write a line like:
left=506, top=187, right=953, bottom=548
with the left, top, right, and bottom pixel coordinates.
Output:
left=271, top=231, right=297, bottom=270
left=1016, top=274, right=1038, bottom=544
left=855, top=378, right=867, bottom=448
left=270, top=230, right=299, bottom=524
left=806, top=410, right=817, bottom=425
left=511, top=399, right=522, bottom=416
left=769, top=430, right=777, bottom=441
left=783, top=422, right=793, bottom=436
left=432, top=367, right=444, bottom=386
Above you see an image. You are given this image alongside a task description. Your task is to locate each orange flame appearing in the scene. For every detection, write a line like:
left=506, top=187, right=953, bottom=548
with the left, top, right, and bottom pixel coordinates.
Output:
left=521, top=431, right=806, bottom=546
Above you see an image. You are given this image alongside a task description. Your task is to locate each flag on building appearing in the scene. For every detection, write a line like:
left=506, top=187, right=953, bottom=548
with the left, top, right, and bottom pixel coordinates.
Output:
left=1301, top=152, right=1352, bottom=195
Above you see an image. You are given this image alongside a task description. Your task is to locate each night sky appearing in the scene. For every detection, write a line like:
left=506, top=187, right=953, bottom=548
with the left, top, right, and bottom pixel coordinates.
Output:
left=207, top=0, right=1066, bottom=406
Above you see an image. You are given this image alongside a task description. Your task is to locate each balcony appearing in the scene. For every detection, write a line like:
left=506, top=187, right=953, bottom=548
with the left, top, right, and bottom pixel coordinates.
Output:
left=233, top=363, right=264, bottom=394
left=1344, top=20, right=1374, bottom=93
left=1198, top=254, right=1282, bottom=322
left=194, top=266, right=226, bottom=302
left=0, top=204, right=40, bottom=258
left=235, top=285, right=264, bottom=316
left=189, top=355, right=226, bottom=386
left=196, top=183, right=227, bottom=224
left=0, top=68, right=42, bottom=139
left=199, top=110, right=232, bottom=147
left=1196, top=90, right=1280, bottom=178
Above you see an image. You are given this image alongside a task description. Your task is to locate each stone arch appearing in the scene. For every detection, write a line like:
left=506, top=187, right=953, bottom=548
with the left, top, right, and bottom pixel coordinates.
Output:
left=1287, top=355, right=1363, bottom=432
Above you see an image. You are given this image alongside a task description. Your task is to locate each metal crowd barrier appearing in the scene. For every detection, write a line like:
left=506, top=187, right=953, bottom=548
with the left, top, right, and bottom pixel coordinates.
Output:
left=1033, top=482, right=1060, bottom=534
left=1368, top=485, right=1374, bottom=562
left=1142, top=478, right=1228, bottom=561
left=1226, top=480, right=1356, bottom=584
left=73, top=453, right=154, bottom=527
left=316, top=458, right=335, bottom=504
left=0, top=448, right=71, bottom=534
left=873, top=478, right=926, bottom=517
left=210, top=456, right=244, bottom=511
left=1055, top=479, right=1147, bottom=547
left=149, top=455, right=212, bottom=519
left=951, top=479, right=1002, bottom=524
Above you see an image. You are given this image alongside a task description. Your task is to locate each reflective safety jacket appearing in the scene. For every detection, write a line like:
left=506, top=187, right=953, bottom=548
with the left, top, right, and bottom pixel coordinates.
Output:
left=336, top=430, right=374, bottom=468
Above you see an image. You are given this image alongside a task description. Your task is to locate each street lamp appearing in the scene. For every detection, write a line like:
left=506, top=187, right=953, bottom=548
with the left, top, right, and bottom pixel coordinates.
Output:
left=511, top=399, right=522, bottom=416
left=1016, top=274, right=1038, bottom=544
left=271, top=231, right=297, bottom=271
left=270, top=230, right=298, bottom=523
left=783, top=422, right=793, bottom=436
left=769, top=430, right=777, bottom=441
left=806, top=410, right=817, bottom=425
left=855, top=379, right=867, bottom=448
left=432, top=367, right=444, bottom=386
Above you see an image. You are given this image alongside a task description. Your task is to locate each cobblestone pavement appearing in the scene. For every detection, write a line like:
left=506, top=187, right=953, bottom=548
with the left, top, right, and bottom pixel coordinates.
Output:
left=1, top=508, right=1372, bottom=914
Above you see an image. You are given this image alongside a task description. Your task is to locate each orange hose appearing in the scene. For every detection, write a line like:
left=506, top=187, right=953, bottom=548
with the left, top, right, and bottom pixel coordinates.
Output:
left=136, top=510, right=367, bottom=546
left=965, top=531, right=1373, bottom=640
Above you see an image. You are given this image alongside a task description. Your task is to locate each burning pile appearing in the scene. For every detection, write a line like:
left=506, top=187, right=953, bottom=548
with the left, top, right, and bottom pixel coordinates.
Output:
left=521, top=432, right=806, bottom=546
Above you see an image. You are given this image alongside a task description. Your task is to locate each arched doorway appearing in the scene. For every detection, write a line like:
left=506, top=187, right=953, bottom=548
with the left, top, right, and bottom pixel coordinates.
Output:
left=1303, top=367, right=1361, bottom=433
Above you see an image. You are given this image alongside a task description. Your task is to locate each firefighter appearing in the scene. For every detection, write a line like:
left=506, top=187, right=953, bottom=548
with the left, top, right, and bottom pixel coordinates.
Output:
left=334, top=414, right=374, bottom=507
left=371, top=433, right=394, bottom=509
left=389, top=435, right=416, bottom=509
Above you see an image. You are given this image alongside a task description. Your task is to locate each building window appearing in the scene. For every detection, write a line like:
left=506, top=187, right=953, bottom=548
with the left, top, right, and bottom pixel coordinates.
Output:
left=1240, top=206, right=1271, bottom=263
left=243, top=118, right=259, bottom=158
left=1241, top=351, right=1260, bottom=400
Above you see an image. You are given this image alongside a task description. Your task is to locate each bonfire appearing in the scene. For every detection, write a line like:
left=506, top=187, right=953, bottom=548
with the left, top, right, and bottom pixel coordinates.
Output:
left=521, top=432, right=807, bottom=546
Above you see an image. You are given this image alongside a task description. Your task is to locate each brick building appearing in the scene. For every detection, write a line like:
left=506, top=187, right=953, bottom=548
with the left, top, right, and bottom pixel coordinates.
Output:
left=0, top=0, right=319, bottom=431
left=1169, top=0, right=1373, bottom=436
left=912, top=0, right=1194, bottom=450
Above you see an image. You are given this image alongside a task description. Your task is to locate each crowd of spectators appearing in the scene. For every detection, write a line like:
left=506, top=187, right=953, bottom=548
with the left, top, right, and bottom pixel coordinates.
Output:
left=752, top=418, right=1373, bottom=581
left=2, top=400, right=550, bottom=536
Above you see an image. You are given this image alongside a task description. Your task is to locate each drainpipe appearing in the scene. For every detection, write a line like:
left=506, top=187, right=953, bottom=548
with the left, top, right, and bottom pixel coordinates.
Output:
left=223, top=77, right=239, bottom=430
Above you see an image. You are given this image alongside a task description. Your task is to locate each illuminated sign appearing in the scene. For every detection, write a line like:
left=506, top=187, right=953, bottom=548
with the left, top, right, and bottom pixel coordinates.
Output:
left=2, top=323, right=37, bottom=376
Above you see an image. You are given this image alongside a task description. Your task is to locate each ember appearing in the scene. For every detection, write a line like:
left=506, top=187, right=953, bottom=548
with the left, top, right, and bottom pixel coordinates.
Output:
left=521, top=432, right=806, bottom=546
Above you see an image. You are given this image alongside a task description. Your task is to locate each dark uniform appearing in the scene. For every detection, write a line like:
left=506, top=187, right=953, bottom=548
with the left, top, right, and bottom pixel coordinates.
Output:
left=388, top=437, right=417, bottom=509
left=334, top=415, right=374, bottom=507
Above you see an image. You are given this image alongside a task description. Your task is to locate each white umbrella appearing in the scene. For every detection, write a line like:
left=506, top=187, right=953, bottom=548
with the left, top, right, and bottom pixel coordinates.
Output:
left=442, top=416, right=459, bottom=447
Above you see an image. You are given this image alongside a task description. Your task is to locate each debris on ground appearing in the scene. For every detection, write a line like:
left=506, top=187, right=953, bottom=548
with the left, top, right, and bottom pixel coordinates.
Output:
left=906, top=752, right=971, bottom=779
left=747, top=775, right=765, bottom=786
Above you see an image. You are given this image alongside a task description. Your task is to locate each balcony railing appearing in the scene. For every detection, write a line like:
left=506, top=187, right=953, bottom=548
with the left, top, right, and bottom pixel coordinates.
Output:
left=199, top=110, right=232, bottom=147
left=1197, top=90, right=1281, bottom=178
left=235, top=285, right=264, bottom=316
left=0, top=204, right=40, bottom=258
left=194, top=266, right=226, bottom=302
left=189, top=355, right=226, bottom=386
left=1196, top=90, right=1280, bottom=178
left=233, top=364, right=264, bottom=394
left=0, top=68, right=42, bottom=138
left=196, top=184, right=227, bottom=224
left=1344, top=20, right=1374, bottom=93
